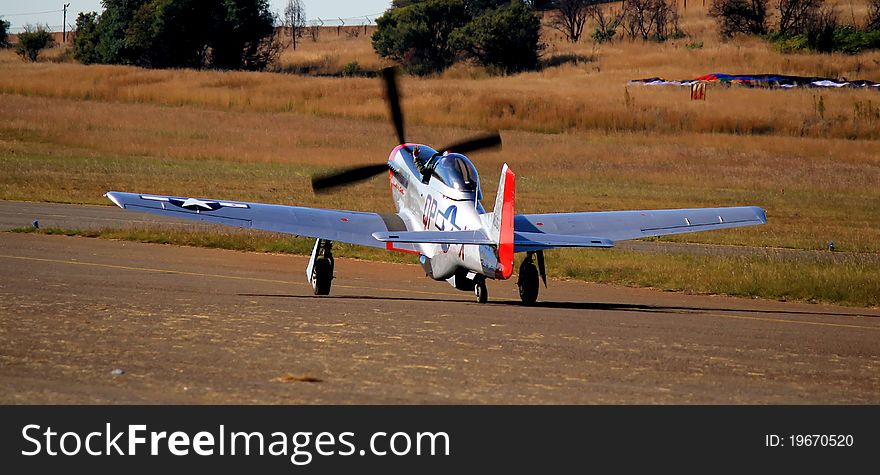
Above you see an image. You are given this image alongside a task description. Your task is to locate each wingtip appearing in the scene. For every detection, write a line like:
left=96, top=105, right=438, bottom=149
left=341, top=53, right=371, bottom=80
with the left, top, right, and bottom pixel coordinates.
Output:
left=105, top=191, right=124, bottom=209
left=754, top=207, right=767, bottom=224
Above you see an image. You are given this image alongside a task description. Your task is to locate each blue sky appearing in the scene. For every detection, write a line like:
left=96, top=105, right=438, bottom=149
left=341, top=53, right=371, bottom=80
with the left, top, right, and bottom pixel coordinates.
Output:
left=2, top=1, right=393, bottom=32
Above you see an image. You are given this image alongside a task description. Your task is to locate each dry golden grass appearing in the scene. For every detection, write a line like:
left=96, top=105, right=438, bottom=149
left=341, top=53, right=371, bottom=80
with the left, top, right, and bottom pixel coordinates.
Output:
left=2, top=91, right=878, bottom=252
left=275, top=26, right=388, bottom=75
left=3, top=10, right=880, bottom=140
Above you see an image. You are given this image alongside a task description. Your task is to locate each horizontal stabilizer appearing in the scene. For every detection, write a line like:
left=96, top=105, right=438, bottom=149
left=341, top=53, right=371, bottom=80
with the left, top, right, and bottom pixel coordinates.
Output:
left=372, top=230, right=494, bottom=245
left=515, top=232, right=614, bottom=250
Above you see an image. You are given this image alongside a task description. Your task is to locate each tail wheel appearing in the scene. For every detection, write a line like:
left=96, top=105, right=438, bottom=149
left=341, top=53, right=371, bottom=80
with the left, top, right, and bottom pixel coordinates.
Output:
left=474, top=279, right=488, bottom=304
left=312, top=258, right=333, bottom=296
left=517, top=260, right=539, bottom=305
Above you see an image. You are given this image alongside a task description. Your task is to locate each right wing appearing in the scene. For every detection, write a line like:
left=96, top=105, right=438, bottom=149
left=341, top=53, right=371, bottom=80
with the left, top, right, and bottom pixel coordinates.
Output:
left=514, top=206, right=766, bottom=251
left=105, top=191, right=416, bottom=251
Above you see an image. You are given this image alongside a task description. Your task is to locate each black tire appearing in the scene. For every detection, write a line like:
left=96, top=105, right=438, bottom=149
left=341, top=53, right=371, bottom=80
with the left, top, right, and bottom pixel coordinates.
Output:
left=312, top=258, right=333, bottom=296
left=518, top=262, right=539, bottom=305
left=475, top=279, right=488, bottom=304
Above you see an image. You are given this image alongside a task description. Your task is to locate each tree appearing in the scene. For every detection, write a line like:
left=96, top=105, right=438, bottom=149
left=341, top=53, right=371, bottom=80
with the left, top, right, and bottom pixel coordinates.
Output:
left=0, top=18, right=10, bottom=48
left=16, top=24, right=55, bottom=62
left=452, top=2, right=542, bottom=73
left=588, top=3, right=624, bottom=43
left=709, top=0, right=769, bottom=37
left=622, top=0, right=680, bottom=41
left=777, top=0, right=823, bottom=36
left=551, top=0, right=591, bottom=42
left=209, top=0, right=281, bottom=70
left=529, top=0, right=559, bottom=9
left=74, top=0, right=281, bottom=70
left=96, top=0, right=146, bottom=64
left=283, top=0, right=306, bottom=50
left=73, top=12, right=101, bottom=64
left=372, top=0, right=471, bottom=75
left=866, top=0, right=880, bottom=30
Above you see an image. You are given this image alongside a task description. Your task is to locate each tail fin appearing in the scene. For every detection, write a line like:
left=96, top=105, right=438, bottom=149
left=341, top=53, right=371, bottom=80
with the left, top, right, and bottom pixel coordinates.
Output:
left=489, top=164, right=515, bottom=280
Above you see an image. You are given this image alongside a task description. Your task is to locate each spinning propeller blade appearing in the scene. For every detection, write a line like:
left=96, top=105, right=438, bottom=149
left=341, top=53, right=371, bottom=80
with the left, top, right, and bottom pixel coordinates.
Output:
left=311, top=164, right=391, bottom=193
left=440, top=132, right=502, bottom=156
left=383, top=67, right=406, bottom=146
left=311, top=68, right=502, bottom=193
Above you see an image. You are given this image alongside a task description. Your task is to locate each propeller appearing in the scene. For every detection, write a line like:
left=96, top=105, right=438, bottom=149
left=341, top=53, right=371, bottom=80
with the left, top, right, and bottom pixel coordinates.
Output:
left=384, top=67, right=406, bottom=146
left=311, top=164, right=392, bottom=193
left=311, top=67, right=502, bottom=193
left=439, top=131, right=502, bottom=156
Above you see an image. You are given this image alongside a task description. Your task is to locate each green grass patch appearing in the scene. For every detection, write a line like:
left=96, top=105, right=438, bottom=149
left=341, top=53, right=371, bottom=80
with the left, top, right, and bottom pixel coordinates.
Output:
left=544, top=248, right=879, bottom=307
left=11, top=227, right=879, bottom=307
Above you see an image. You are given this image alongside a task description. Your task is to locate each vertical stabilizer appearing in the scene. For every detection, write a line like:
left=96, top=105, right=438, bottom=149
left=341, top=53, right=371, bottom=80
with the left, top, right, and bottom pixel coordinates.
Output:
left=489, top=164, right=515, bottom=280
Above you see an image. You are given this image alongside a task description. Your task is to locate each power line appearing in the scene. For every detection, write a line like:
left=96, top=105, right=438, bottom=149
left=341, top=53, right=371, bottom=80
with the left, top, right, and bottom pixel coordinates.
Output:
left=1, top=9, right=63, bottom=17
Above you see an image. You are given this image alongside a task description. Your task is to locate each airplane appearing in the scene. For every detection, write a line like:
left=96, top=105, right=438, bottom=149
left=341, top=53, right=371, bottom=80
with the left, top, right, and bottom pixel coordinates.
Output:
left=105, top=68, right=767, bottom=304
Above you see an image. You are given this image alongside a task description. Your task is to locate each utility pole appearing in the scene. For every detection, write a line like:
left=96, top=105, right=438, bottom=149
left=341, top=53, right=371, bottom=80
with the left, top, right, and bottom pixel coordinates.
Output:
left=62, top=3, right=70, bottom=43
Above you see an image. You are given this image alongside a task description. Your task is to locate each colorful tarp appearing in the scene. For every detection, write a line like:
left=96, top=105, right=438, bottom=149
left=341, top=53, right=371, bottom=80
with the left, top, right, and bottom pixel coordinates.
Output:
left=629, top=73, right=880, bottom=89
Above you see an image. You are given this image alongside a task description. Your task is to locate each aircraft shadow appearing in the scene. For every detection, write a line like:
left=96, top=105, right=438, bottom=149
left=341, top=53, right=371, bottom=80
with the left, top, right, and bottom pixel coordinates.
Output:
left=238, top=293, right=876, bottom=319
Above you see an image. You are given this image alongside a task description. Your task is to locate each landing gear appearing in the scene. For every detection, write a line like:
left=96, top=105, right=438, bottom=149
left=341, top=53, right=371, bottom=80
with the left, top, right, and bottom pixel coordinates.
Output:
left=474, top=277, right=488, bottom=304
left=309, top=239, right=334, bottom=296
left=517, top=252, right=542, bottom=305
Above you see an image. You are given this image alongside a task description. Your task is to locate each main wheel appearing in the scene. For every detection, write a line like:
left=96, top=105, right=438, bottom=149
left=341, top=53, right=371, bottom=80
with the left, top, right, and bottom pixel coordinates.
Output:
left=312, top=258, right=333, bottom=296
left=474, top=279, right=488, bottom=304
left=518, top=261, right=539, bottom=305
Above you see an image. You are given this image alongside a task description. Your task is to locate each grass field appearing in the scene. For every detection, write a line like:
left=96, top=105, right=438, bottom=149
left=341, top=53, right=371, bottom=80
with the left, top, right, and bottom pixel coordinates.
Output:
left=1, top=3, right=878, bottom=305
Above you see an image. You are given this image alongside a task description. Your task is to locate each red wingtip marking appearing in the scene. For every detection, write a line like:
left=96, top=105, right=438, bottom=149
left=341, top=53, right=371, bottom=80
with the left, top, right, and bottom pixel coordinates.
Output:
left=496, top=167, right=515, bottom=280
left=386, top=242, right=420, bottom=255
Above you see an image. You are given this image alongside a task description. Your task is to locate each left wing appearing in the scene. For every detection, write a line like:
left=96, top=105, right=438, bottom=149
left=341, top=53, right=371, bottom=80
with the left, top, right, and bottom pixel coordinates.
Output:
left=514, top=206, right=766, bottom=252
left=105, top=191, right=415, bottom=250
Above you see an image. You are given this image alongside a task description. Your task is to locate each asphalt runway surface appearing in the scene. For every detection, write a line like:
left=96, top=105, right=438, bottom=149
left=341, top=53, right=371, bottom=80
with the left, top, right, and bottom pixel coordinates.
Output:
left=1, top=202, right=879, bottom=403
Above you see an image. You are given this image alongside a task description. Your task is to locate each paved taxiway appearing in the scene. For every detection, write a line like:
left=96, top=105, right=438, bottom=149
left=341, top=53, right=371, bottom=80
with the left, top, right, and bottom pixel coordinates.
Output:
left=1, top=227, right=878, bottom=403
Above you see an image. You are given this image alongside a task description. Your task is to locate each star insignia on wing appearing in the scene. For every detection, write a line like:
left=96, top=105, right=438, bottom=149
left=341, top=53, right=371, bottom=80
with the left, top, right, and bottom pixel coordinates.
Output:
left=169, top=198, right=223, bottom=211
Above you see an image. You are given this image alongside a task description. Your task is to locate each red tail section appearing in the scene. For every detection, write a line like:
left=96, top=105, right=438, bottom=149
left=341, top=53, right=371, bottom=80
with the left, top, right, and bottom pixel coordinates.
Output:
left=492, top=164, right=515, bottom=280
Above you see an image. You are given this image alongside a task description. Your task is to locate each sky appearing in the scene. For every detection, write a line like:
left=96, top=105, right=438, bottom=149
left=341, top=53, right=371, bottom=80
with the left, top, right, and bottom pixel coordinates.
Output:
left=1, top=0, right=393, bottom=32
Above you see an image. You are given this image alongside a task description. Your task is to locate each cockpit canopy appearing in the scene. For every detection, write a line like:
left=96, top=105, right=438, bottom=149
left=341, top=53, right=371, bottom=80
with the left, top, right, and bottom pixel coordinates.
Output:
left=431, top=153, right=480, bottom=193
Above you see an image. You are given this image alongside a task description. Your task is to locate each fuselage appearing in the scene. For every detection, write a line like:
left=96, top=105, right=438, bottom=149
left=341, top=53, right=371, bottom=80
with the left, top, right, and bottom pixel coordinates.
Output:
left=387, top=144, right=503, bottom=286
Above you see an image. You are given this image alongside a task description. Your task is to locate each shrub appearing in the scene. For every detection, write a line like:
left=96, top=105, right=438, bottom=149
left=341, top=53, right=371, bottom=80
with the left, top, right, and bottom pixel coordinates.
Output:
left=16, top=24, right=54, bottom=62
left=341, top=61, right=361, bottom=77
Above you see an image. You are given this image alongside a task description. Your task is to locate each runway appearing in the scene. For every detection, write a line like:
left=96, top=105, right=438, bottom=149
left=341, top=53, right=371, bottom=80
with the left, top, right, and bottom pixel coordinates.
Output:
left=1, top=229, right=878, bottom=404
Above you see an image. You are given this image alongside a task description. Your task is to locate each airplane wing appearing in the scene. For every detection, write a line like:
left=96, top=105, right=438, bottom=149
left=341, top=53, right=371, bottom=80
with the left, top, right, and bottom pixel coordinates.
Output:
left=105, top=191, right=416, bottom=250
left=513, top=206, right=766, bottom=252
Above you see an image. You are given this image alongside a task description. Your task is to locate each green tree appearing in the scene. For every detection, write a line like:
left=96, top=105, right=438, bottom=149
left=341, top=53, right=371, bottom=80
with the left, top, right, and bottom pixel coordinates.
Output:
left=96, top=0, right=148, bottom=64
left=451, top=3, right=542, bottom=74
left=73, top=0, right=280, bottom=70
left=16, top=24, right=55, bottom=62
left=73, top=12, right=102, bottom=64
left=0, top=18, right=10, bottom=48
left=372, top=0, right=471, bottom=75
left=209, top=0, right=280, bottom=70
